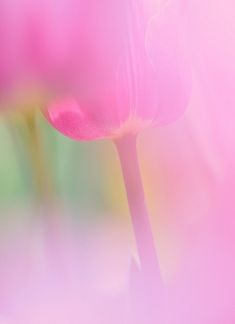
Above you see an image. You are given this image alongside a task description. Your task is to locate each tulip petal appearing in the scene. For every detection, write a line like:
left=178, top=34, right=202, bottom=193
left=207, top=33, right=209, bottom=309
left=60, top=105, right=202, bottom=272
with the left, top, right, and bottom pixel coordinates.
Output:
left=45, top=98, right=110, bottom=141
left=145, top=1, right=191, bottom=125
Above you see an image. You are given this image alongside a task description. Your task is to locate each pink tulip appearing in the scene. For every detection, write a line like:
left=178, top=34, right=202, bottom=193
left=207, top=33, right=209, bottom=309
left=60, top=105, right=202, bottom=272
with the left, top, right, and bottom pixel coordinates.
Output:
left=37, top=0, right=192, bottom=314
left=0, top=1, right=191, bottom=321
left=42, top=0, right=191, bottom=140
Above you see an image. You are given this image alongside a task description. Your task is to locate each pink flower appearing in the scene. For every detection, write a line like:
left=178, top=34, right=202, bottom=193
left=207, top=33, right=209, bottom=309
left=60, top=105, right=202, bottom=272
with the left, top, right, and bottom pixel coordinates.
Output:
left=40, top=0, right=191, bottom=140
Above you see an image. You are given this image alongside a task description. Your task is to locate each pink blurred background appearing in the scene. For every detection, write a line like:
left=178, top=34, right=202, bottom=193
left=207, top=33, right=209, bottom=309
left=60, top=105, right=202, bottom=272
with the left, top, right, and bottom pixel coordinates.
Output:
left=0, top=0, right=235, bottom=323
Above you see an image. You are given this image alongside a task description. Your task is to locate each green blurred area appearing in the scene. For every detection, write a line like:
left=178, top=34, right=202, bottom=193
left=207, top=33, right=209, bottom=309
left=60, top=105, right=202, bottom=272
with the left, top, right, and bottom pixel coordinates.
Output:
left=0, top=112, right=127, bottom=219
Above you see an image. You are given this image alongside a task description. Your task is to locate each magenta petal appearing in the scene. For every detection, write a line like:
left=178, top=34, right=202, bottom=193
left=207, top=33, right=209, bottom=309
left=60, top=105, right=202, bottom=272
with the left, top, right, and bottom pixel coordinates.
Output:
left=45, top=98, right=109, bottom=141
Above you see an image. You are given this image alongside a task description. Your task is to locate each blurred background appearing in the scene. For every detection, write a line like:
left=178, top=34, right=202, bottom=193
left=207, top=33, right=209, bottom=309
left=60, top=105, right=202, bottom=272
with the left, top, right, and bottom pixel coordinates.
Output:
left=1, top=0, right=235, bottom=322
left=0, top=103, right=213, bottom=281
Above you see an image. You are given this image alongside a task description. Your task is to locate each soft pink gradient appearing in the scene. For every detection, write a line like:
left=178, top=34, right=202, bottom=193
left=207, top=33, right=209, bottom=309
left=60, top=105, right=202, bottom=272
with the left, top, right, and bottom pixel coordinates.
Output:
left=0, top=0, right=43, bottom=109
left=0, top=0, right=235, bottom=323
left=187, top=0, right=235, bottom=173
left=0, top=216, right=131, bottom=324
left=0, top=1, right=21, bottom=106
left=40, top=0, right=191, bottom=140
left=1, top=201, right=235, bottom=324
left=139, top=0, right=235, bottom=322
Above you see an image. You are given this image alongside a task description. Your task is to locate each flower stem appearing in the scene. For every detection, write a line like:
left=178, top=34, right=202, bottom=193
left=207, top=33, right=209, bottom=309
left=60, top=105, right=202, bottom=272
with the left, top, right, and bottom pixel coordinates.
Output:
left=115, top=135, right=161, bottom=280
